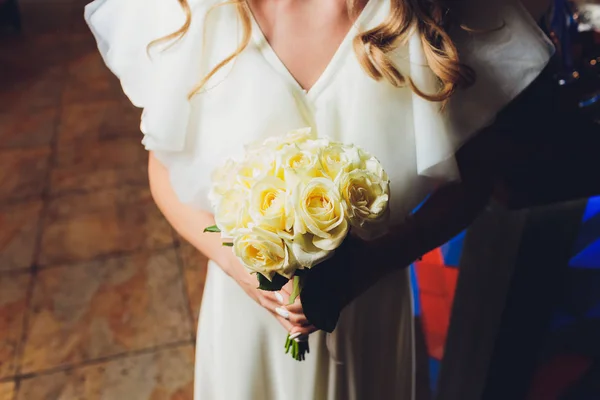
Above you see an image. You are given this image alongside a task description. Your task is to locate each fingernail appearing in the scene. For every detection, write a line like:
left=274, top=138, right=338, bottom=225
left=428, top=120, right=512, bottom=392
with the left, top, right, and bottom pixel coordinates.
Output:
left=274, top=292, right=284, bottom=304
left=275, top=307, right=289, bottom=319
left=289, top=332, right=302, bottom=340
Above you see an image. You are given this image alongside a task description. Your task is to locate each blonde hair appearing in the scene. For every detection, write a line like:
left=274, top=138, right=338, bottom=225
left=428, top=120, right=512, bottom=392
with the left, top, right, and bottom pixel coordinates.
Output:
left=150, top=0, right=476, bottom=105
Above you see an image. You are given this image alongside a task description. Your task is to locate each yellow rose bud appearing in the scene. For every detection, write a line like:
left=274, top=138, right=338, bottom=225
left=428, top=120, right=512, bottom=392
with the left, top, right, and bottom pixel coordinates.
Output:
left=249, top=176, right=294, bottom=234
left=274, top=144, right=321, bottom=184
left=293, top=178, right=348, bottom=252
left=234, top=227, right=296, bottom=279
left=236, top=152, right=276, bottom=189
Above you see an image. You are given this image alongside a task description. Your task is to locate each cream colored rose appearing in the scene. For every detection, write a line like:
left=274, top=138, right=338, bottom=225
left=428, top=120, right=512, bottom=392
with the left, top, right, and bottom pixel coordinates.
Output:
left=208, top=158, right=239, bottom=206
left=248, top=176, right=294, bottom=234
left=293, top=178, right=348, bottom=257
left=234, top=227, right=296, bottom=279
left=236, top=151, right=276, bottom=189
left=214, top=186, right=252, bottom=238
left=318, top=143, right=363, bottom=181
left=263, top=127, right=316, bottom=151
left=289, top=233, right=334, bottom=268
left=274, top=143, right=321, bottom=185
left=338, top=167, right=390, bottom=239
left=282, top=127, right=316, bottom=146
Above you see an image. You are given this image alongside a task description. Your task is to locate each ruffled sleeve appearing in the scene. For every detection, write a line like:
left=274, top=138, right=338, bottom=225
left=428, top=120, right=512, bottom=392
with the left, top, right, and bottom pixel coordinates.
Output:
left=408, top=0, right=555, bottom=182
left=84, top=0, right=211, bottom=152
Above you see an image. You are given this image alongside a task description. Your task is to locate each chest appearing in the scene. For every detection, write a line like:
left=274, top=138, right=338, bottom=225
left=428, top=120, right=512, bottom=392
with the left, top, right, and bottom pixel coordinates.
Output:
left=246, top=0, right=367, bottom=91
left=191, top=0, right=434, bottom=217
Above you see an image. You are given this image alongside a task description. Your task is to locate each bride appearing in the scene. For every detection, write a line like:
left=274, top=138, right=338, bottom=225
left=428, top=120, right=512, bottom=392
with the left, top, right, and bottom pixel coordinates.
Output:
left=85, top=0, right=553, bottom=398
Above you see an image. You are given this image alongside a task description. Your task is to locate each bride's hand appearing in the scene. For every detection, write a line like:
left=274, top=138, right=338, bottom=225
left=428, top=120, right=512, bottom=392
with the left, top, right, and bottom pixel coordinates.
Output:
left=233, top=266, right=316, bottom=337
left=279, top=280, right=318, bottom=336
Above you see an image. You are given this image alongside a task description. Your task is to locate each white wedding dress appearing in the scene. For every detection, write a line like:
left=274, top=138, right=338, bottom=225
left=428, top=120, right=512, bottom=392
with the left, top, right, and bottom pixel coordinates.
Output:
left=85, top=1, right=553, bottom=398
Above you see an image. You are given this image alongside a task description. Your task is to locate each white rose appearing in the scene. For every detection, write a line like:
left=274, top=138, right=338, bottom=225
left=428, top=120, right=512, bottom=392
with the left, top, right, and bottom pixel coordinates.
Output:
left=248, top=176, right=294, bottom=235
left=318, top=143, right=363, bottom=181
left=208, top=158, right=239, bottom=206
left=236, top=151, right=276, bottom=189
left=345, top=145, right=374, bottom=168
left=257, top=127, right=317, bottom=153
left=274, top=143, right=321, bottom=185
left=338, top=166, right=390, bottom=240
left=289, top=233, right=334, bottom=269
left=282, top=127, right=316, bottom=146
left=293, top=178, right=349, bottom=255
left=234, top=227, right=297, bottom=279
left=214, top=186, right=252, bottom=238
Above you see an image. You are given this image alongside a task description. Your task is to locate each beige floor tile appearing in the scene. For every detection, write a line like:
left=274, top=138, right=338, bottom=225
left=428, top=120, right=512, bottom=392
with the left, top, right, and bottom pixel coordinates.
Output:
left=57, top=101, right=141, bottom=145
left=0, top=108, right=57, bottom=149
left=38, top=186, right=174, bottom=265
left=51, top=137, right=147, bottom=195
left=0, top=381, right=16, bottom=400
left=0, top=201, right=43, bottom=271
left=18, top=345, right=194, bottom=400
left=0, top=272, right=31, bottom=379
left=0, top=147, right=51, bottom=203
left=21, top=250, right=192, bottom=373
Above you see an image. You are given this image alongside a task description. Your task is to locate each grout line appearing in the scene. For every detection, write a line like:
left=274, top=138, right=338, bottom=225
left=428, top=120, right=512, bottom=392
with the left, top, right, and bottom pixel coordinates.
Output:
left=13, top=52, right=69, bottom=383
left=12, top=378, right=20, bottom=400
left=0, top=195, right=45, bottom=209
left=172, top=234, right=198, bottom=342
left=10, top=266, right=36, bottom=386
left=0, top=268, right=34, bottom=277
left=15, top=339, right=195, bottom=382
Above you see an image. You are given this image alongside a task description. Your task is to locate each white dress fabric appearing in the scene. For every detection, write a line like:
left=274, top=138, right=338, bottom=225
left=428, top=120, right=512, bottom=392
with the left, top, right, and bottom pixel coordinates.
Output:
left=85, top=1, right=554, bottom=399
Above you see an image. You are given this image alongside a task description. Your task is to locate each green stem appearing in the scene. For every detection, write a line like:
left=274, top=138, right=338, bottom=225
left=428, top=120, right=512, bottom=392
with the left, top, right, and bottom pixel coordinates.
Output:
left=288, top=274, right=304, bottom=305
left=283, top=333, right=310, bottom=361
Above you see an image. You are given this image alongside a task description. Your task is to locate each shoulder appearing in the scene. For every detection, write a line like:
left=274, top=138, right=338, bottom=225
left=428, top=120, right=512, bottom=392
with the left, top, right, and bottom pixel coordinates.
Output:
left=85, top=0, right=236, bottom=153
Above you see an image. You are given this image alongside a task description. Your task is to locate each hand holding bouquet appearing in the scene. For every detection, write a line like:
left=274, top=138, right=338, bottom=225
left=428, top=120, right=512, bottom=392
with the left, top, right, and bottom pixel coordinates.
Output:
left=205, top=128, right=390, bottom=361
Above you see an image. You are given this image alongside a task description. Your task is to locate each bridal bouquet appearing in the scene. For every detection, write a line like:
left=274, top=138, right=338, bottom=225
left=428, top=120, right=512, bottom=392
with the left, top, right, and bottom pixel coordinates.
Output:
left=205, top=128, right=390, bottom=361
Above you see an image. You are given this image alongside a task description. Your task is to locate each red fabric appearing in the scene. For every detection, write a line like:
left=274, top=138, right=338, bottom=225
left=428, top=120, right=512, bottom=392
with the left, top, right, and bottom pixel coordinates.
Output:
left=414, top=248, right=459, bottom=360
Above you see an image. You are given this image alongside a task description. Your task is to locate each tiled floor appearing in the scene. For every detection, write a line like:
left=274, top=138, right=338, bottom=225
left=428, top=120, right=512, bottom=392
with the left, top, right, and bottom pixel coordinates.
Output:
left=0, top=2, right=439, bottom=399
left=0, top=1, right=207, bottom=399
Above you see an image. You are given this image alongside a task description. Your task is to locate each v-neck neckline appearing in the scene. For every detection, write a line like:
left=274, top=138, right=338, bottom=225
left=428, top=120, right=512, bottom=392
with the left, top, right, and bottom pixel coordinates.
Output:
left=248, top=1, right=379, bottom=100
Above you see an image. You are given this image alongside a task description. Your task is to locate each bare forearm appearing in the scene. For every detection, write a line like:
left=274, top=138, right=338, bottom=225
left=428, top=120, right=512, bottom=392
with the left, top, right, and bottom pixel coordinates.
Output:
left=148, top=153, right=313, bottom=335
left=148, top=153, right=242, bottom=278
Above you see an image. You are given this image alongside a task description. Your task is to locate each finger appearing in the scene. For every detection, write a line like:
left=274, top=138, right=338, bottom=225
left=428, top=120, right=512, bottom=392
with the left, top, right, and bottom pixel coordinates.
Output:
left=280, top=280, right=294, bottom=296
left=287, top=312, right=310, bottom=327
left=274, top=314, right=294, bottom=332
left=260, top=293, right=289, bottom=319
left=278, top=288, right=303, bottom=307
left=273, top=291, right=285, bottom=305
left=290, top=324, right=318, bottom=336
left=262, top=293, right=304, bottom=326
left=273, top=312, right=315, bottom=336
left=285, top=301, right=304, bottom=313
